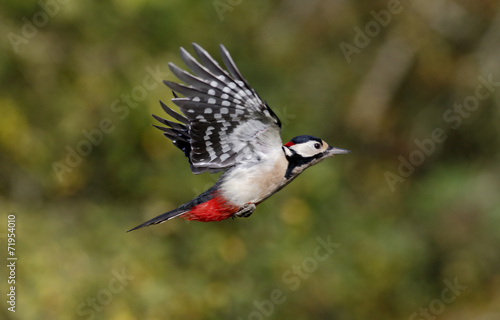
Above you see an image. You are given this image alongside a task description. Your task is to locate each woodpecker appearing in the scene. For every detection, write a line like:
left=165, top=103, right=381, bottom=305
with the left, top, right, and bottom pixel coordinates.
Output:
left=128, top=43, right=349, bottom=231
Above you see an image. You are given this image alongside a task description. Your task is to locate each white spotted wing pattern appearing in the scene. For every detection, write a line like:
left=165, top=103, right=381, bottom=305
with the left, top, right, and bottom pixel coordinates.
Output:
left=154, top=43, right=283, bottom=174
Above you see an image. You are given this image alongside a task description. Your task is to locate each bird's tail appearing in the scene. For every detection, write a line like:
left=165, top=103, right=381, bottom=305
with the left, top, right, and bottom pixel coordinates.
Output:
left=127, top=208, right=188, bottom=232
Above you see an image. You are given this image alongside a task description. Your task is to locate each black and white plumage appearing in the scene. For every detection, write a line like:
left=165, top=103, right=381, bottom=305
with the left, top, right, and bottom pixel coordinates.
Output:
left=128, top=43, right=349, bottom=232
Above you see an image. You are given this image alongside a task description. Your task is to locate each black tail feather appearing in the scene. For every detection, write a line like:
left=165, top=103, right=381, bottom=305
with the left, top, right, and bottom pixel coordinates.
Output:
left=127, top=208, right=187, bottom=232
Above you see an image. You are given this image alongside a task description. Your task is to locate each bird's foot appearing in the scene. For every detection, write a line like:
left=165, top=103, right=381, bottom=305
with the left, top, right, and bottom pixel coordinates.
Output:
left=234, top=203, right=256, bottom=218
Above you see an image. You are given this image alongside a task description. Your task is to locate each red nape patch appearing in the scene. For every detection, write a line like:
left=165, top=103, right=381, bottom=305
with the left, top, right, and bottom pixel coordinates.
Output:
left=180, top=196, right=240, bottom=222
left=284, top=141, right=295, bottom=147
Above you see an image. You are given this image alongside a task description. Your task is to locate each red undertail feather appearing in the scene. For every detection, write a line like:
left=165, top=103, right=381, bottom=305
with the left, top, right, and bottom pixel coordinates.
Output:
left=180, top=195, right=240, bottom=222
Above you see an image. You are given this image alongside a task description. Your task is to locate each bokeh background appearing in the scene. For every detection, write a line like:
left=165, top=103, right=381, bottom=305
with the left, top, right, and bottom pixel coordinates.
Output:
left=1, top=0, right=500, bottom=319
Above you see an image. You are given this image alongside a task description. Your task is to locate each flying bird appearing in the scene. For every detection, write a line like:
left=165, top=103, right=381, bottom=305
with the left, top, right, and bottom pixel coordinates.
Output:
left=128, top=43, right=349, bottom=231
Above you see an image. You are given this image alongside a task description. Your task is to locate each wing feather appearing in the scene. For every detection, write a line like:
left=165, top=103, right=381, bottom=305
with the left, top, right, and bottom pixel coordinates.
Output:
left=153, top=43, right=283, bottom=174
left=159, top=100, right=188, bottom=124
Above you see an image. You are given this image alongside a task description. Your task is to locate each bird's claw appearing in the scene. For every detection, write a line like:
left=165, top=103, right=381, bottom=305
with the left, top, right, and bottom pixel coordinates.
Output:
left=234, top=203, right=256, bottom=218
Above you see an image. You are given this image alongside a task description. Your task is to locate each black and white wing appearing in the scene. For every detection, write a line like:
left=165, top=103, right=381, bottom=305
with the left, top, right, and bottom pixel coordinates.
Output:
left=153, top=43, right=283, bottom=174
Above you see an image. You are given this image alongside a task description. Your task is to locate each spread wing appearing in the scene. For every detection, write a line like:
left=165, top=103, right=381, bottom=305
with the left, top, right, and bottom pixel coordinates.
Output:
left=153, top=43, right=283, bottom=174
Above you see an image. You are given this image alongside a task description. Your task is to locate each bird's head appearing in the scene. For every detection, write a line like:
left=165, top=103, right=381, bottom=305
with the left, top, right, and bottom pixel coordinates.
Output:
left=283, top=135, right=349, bottom=179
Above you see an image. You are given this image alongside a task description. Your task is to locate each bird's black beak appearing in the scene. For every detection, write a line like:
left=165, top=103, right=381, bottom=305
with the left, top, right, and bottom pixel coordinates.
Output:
left=325, top=146, right=350, bottom=156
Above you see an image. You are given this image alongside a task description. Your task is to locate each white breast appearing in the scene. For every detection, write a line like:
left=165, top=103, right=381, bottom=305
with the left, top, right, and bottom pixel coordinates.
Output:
left=219, top=148, right=288, bottom=207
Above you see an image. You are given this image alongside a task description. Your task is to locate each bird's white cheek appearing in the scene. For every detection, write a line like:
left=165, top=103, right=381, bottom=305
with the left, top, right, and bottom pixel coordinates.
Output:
left=290, top=144, right=317, bottom=157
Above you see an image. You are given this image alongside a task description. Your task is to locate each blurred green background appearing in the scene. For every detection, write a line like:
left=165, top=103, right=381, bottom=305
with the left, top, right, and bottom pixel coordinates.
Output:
left=1, top=0, right=500, bottom=319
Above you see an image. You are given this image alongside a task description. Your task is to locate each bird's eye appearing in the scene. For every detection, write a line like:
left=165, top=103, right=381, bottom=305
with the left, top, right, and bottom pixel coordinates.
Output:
left=314, top=143, right=321, bottom=149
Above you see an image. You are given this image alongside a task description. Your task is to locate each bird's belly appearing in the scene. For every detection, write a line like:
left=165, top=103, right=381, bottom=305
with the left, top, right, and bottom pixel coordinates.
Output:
left=219, top=157, right=288, bottom=207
